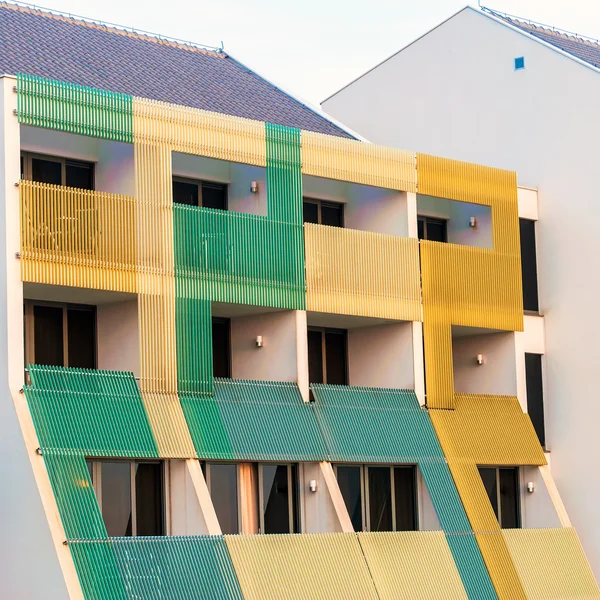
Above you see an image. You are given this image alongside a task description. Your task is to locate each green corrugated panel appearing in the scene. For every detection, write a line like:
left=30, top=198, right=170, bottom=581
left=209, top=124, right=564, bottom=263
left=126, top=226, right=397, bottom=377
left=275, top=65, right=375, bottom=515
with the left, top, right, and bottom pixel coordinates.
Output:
left=17, top=74, right=133, bottom=142
left=265, top=123, right=303, bottom=224
left=215, top=379, right=328, bottom=461
left=446, top=533, right=499, bottom=600
left=70, top=541, right=128, bottom=600
left=25, top=365, right=158, bottom=457
left=173, top=205, right=305, bottom=309
left=43, top=451, right=107, bottom=540
left=111, top=536, right=243, bottom=599
left=179, top=393, right=235, bottom=460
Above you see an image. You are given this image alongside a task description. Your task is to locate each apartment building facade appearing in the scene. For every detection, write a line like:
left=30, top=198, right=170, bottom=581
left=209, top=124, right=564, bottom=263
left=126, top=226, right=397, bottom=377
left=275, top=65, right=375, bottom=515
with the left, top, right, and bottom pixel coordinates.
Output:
left=0, top=3, right=598, bottom=600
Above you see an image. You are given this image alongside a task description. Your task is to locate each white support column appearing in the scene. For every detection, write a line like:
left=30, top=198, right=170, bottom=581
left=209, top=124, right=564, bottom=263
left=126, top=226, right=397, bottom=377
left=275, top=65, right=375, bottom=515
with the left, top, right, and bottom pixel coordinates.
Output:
left=412, top=321, right=426, bottom=406
left=184, top=459, right=222, bottom=535
left=296, top=310, right=310, bottom=402
left=319, top=462, right=353, bottom=533
left=0, top=76, right=82, bottom=599
left=406, top=192, right=419, bottom=238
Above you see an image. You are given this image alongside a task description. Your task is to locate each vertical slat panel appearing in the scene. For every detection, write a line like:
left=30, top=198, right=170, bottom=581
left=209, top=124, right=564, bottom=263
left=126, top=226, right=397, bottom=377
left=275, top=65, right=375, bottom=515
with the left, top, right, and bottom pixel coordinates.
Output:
left=305, top=223, right=421, bottom=319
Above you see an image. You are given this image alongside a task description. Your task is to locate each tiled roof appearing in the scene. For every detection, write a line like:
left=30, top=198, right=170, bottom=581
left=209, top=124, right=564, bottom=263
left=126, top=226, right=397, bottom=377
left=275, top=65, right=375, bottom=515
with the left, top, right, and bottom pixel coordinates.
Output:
left=0, top=3, right=351, bottom=137
left=493, top=11, right=600, bottom=70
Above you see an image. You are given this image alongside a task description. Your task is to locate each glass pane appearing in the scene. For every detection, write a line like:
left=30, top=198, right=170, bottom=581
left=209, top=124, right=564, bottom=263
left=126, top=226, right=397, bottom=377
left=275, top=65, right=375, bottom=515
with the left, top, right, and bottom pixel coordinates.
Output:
left=135, top=462, right=163, bottom=536
left=66, top=162, right=94, bottom=190
left=31, top=158, right=61, bottom=185
left=67, top=308, right=96, bottom=369
left=303, top=201, right=319, bottom=224
left=519, top=219, right=539, bottom=312
left=86, top=460, right=94, bottom=483
left=525, top=353, right=545, bottom=447
left=34, top=305, right=64, bottom=366
left=321, top=203, right=343, bottom=227
left=307, top=330, right=323, bottom=384
left=417, top=218, right=425, bottom=240
left=368, top=467, right=392, bottom=532
left=212, top=318, right=231, bottom=378
left=173, top=180, right=199, bottom=206
left=394, top=467, right=416, bottom=531
left=325, top=330, right=348, bottom=385
left=478, top=467, right=499, bottom=520
left=290, top=464, right=300, bottom=533
left=101, top=462, right=132, bottom=536
left=499, top=468, right=519, bottom=529
left=209, top=463, right=239, bottom=535
left=202, top=182, right=227, bottom=210
left=426, top=219, right=447, bottom=242
left=336, top=466, right=363, bottom=531
left=262, top=464, right=290, bottom=534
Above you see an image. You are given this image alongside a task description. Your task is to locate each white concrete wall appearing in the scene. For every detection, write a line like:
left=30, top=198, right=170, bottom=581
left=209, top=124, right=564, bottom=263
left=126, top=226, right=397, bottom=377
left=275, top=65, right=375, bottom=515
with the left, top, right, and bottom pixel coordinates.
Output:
left=97, top=300, right=140, bottom=376
left=324, top=6, right=600, bottom=574
left=452, top=330, right=517, bottom=396
left=348, top=321, right=414, bottom=389
left=303, top=174, right=409, bottom=236
left=230, top=310, right=298, bottom=381
left=418, top=194, right=492, bottom=248
left=417, top=467, right=441, bottom=531
left=172, top=152, right=267, bottom=216
left=520, top=466, right=562, bottom=529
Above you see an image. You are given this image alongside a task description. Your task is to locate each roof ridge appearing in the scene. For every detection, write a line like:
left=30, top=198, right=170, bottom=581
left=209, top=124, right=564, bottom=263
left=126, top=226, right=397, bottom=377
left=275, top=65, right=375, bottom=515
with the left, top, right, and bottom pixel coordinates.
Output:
left=0, top=0, right=226, bottom=57
left=482, top=5, right=600, bottom=49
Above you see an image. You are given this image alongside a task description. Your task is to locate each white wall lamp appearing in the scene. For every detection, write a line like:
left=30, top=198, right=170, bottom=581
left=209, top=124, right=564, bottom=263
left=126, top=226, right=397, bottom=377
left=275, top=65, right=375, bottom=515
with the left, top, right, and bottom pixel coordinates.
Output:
left=250, top=181, right=259, bottom=194
left=255, top=335, right=263, bottom=348
left=476, top=354, right=485, bottom=366
left=469, top=216, right=477, bottom=228
left=309, top=479, right=318, bottom=493
left=527, top=481, right=535, bottom=494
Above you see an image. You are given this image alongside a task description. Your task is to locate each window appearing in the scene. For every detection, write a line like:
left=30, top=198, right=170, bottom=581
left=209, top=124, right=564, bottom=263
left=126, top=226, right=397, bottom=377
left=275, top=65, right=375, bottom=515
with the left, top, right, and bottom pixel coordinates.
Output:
left=514, top=56, right=525, bottom=70
left=308, top=327, right=348, bottom=385
left=24, top=301, right=96, bottom=369
left=173, top=177, right=227, bottom=210
left=478, top=466, right=520, bottom=528
left=303, top=198, right=344, bottom=227
left=212, top=317, right=231, bottom=378
left=519, top=219, right=539, bottom=312
left=204, top=462, right=239, bottom=534
left=21, top=152, right=94, bottom=190
left=260, top=463, right=299, bottom=534
left=417, top=216, right=447, bottom=242
left=334, top=464, right=417, bottom=532
left=87, top=460, right=164, bottom=536
left=525, top=353, right=545, bottom=448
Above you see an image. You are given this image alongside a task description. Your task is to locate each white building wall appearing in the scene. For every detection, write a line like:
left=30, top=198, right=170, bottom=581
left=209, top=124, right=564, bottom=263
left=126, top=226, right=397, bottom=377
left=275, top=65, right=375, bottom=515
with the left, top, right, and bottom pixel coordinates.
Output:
left=323, top=6, right=600, bottom=575
left=97, top=300, right=140, bottom=376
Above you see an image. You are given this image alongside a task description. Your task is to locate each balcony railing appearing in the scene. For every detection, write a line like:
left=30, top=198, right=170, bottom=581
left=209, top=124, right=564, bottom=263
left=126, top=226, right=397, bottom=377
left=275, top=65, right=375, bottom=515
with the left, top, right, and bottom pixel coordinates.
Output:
left=304, top=223, right=421, bottom=320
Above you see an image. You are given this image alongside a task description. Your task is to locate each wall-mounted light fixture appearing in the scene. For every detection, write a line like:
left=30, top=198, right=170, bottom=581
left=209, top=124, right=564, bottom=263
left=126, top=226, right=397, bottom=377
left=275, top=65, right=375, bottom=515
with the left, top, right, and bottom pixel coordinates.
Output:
left=527, top=481, right=535, bottom=493
left=309, top=479, right=318, bottom=493
left=469, top=216, right=477, bottom=228
left=250, top=181, right=259, bottom=194
left=256, top=335, right=263, bottom=348
left=476, top=354, right=484, bottom=366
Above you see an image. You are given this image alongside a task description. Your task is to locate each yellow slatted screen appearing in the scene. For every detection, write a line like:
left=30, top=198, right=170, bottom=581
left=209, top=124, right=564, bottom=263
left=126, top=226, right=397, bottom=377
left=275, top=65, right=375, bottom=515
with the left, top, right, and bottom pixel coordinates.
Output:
left=133, top=97, right=266, bottom=166
left=20, top=180, right=137, bottom=293
left=135, top=141, right=195, bottom=458
left=503, top=528, right=600, bottom=600
left=225, top=533, right=379, bottom=600
left=357, top=531, right=468, bottom=600
left=417, top=154, right=522, bottom=409
left=304, top=223, right=421, bottom=320
left=302, top=130, right=417, bottom=191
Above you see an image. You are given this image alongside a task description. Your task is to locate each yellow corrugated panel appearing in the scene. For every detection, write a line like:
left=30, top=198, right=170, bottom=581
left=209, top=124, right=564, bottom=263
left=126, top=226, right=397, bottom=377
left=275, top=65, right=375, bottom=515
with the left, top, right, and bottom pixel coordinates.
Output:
left=302, top=130, right=417, bottom=191
left=476, top=533, right=527, bottom=600
left=358, top=531, right=468, bottom=600
left=20, top=180, right=137, bottom=293
left=503, top=528, right=600, bottom=600
left=430, top=394, right=546, bottom=466
left=133, top=97, right=266, bottom=166
left=225, top=533, right=379, bottom=600
left=417, top=155, right=522, bottom=409
left=305, top=223, right=421, bottom=320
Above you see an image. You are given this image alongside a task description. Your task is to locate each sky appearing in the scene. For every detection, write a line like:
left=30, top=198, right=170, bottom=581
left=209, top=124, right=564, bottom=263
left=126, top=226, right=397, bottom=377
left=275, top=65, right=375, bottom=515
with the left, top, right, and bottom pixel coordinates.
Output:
left=18, top=0, right=600, bottom=106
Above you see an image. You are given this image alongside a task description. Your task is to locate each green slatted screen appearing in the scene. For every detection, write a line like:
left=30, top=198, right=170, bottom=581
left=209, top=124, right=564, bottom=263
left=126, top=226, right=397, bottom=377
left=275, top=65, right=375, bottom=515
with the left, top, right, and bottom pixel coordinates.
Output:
left=112, top=537, right=243, bottom=599
left=310, top=385, right=497, bottom=600
left=25, top=365, right=158, bottom=457
left=17, top=74, right=133, bottom=142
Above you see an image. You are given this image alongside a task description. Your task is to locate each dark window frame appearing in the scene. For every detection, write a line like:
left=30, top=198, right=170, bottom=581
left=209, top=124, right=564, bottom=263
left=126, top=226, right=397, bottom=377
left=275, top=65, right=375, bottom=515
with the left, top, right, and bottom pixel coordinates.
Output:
left=259, top=462, right=300, bottom=534
left=477, top=465, right=521, bottom=528
left=519, top=218, right=540, bottom=313
left=87, top=459, right=166, bottom=537
left=173, top=175, right=228, bottom=210
left=21, top=151, right=95, bottom=190
left=212, top=317, right=231, bottom=378
left=525, top=353, right=546, bottom=448
left=417, top=215, right=448, bottom=242
left=307, top=326, right=348, bottom=385
left=303, top=197, right=344, bottom=227
left=333, top=463, right=418, bottom=532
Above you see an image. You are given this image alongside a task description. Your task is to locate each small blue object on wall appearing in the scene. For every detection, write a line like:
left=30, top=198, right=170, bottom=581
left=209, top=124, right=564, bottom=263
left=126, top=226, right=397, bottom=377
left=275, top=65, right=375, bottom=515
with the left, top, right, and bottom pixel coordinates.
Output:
left=514, top=56, right=525, bottom=70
